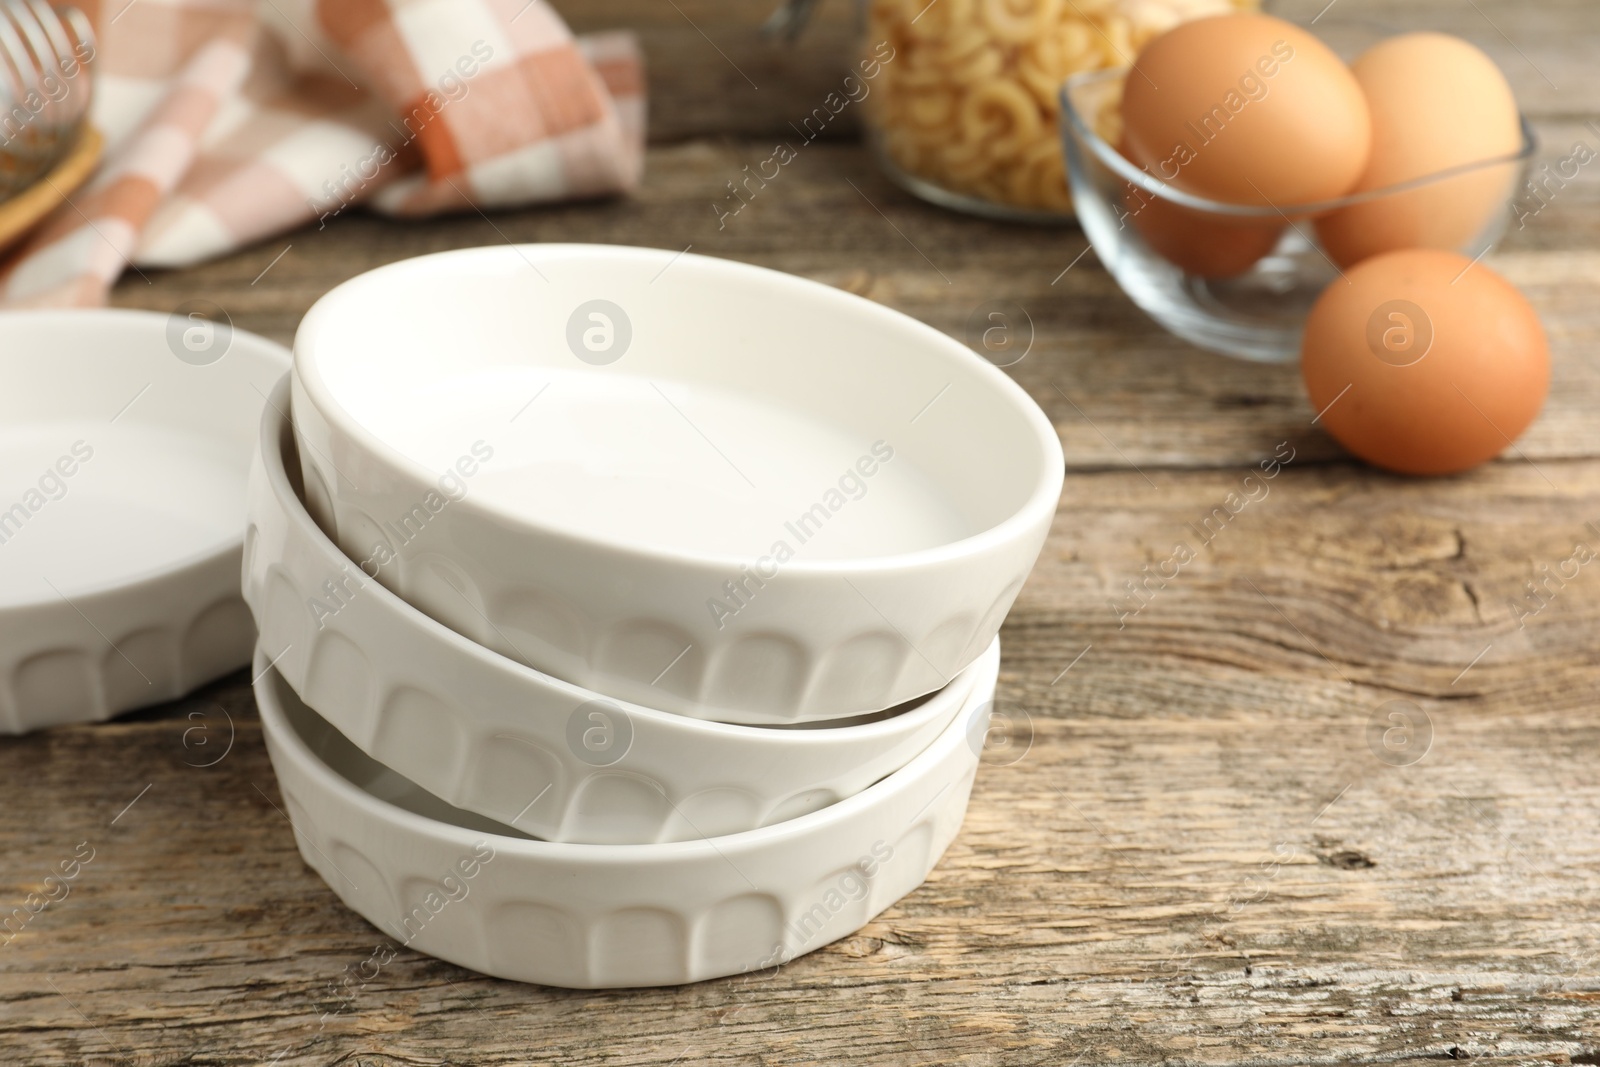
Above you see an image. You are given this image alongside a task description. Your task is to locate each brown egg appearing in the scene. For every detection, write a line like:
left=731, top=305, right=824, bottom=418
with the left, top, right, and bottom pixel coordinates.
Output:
left=1300, top=248, right=1548, bottom=475
left=1315, top=33, right=1523, bottom=268
left=1120, top=14, right=1370, bottom=207
left=1120, top=166, right=1286, bottom=278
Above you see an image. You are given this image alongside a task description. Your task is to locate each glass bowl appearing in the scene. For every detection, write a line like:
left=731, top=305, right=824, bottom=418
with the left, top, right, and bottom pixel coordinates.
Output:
left=1058, top=65, right=1537, bottom=362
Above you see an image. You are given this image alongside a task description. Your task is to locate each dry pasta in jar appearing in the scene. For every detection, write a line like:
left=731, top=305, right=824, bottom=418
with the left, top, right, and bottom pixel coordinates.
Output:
left=863, top=0, right=1258, bottom=217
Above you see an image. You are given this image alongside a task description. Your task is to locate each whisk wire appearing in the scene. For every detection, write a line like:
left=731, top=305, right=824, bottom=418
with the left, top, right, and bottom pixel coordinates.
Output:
left=0, top=0, right=94, bottom=198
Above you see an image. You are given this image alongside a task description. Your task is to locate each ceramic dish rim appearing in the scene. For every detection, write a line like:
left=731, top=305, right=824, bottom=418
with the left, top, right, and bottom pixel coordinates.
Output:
left=292, top=244, right=1064, bottom=577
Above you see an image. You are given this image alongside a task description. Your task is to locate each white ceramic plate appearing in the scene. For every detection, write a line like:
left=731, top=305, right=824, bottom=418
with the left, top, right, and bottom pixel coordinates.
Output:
left=246, top=380, right=989, bottom=842
left=291, top=245, right=1062, bottom=724
left=0, top=310, right=290, bottom=733
left=255, top=639, right=994, bottom=988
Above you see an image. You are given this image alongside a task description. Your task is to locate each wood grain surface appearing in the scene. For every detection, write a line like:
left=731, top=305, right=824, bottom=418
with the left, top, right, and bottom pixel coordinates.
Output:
left=3, top=1, right=1599, bottom=1064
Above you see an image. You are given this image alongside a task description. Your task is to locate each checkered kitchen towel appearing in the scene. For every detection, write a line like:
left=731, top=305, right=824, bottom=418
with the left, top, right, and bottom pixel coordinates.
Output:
left=0, top=0, right=645, bottom=306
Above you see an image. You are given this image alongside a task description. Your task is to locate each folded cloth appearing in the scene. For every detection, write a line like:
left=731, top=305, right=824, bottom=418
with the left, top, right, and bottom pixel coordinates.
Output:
left=0, top=0, right=645, bottom=306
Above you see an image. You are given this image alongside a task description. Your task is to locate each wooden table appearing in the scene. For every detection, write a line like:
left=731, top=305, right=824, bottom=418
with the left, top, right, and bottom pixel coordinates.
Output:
left=5, top=1, right=1599, bottom=1063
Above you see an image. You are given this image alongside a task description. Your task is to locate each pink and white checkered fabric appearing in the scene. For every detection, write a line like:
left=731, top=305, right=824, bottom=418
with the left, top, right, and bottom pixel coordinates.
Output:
left=0, top=0, right=645, bottom=306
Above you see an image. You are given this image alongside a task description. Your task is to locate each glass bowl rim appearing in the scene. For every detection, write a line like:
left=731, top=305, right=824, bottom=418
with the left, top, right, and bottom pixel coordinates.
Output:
left=1058, top=66, right=1538, bottom=219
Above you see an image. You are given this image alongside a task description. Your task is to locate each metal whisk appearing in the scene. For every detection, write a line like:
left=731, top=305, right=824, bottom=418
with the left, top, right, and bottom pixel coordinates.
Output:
left=0, top=0, right=94, bottom=201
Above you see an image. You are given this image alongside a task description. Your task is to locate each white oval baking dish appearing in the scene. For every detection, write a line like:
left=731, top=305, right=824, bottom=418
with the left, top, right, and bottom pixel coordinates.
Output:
left=248, top=379, right=989, bottom=843
left=290, top=244, right=1061, bottom=724
left=0, top=309, right=289, bottom=733
left=254, top=642, right=994, bottom=988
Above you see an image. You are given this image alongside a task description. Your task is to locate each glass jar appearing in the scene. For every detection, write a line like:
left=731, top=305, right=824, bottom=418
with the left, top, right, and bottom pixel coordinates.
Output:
left=857, top=0, right=1257, bottom=221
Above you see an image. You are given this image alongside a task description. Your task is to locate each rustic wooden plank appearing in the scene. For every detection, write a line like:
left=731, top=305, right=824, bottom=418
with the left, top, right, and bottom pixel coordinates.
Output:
left=552, top=0, right=862, bottom=145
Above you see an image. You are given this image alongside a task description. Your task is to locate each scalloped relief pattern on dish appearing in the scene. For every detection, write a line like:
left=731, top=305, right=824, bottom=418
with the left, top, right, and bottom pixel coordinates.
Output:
left=0, top=559, right=253, bottom=734
left=256, top=654, right=989, bottom=988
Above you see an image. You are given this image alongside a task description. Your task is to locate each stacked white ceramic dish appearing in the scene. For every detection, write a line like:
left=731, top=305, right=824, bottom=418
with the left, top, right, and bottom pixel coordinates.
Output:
left=249, top=386, right=991, bottom=844
left=249, top=244, right=1063, bottom=986
left=254, top=644, right=994, bottom=988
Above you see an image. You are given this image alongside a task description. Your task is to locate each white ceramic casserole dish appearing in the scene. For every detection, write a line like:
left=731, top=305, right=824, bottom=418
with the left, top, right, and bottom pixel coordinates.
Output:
left=254, top=642, right=994, bottom=987
left=291, top=244, right=1061, bottom=724
left=0, top=310, right=288, bottom=732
